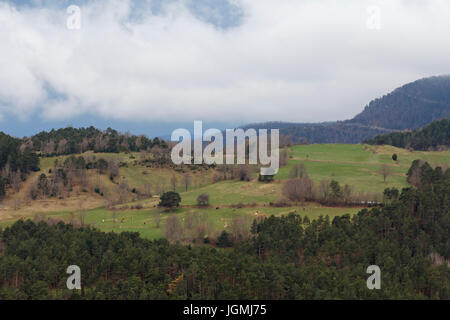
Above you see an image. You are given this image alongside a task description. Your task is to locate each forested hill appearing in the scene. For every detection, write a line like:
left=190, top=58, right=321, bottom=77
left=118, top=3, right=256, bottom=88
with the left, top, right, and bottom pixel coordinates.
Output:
left=27, top=126, right=168, bottom=156
left=350, top=75, right=450, bottom=130
left=0, top=161, right=448, bottom=299
left=242, top=75, right=450, bottom=144
left=365, top=119, right=450, bottom=151
left=241, top=122, right=391, bottom=144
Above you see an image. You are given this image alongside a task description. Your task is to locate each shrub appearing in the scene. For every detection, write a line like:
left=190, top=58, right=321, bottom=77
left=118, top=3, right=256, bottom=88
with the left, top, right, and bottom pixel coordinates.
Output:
left=258, top=174, right=274, bottom=183
left=158, top=191, right=181, bottom=209
left=197, top=193, right=210, bottom=206
left=216, top=231, right=233, bottom=248
left=135, top=203, right=143, bottom=210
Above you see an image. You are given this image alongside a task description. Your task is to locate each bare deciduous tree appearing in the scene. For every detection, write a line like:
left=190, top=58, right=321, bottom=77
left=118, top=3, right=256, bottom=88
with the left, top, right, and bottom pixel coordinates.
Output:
left=79, top=169, right=89, bottom=189
left=57, top=138, right=67, bottom=154
left=289, top=163, right=308, bottom=179
left=282, top=177, right=314, bottom=203
left=152, top=214, right=162, bottom=228
left=140, top=149, right=148, bottom=161
left=343, top=184, right=353, bottom=204
left=170, top=174, right=177, bottom=191
left=43, top=139, right=55, bottom=155
left=139, top=183, right=152, bottom=198
left=79, top=211, right=87, bottom=227
left=111, top=209, right=118, bottom=227
left=1, top=162, right=11, bottom=180
left=164, top=214, right=184, bottom=242
left=108, top=160, right=119, bottom=179
left=194, top=213, right=213, bottom=243
left=280, top=150, right=288, bottom=167
left=230, top=215, right=252, bottom=241
left=380, top=164, right=392, bottom=182
left=195, top=223, right=207, bottom=244
left=13, top=197, right=21, bottom=211
left=117, top=180, right=130, bottom=204
left=155, top=178, right=167, bottom=195
left=184, top=212, right=198, bottom=231
left=80, top=138, right=89, bottom=153
left=183, top=173, right=191, bottom=191
left=318, top=179, right=331, bottom=202
left=11, top=170, right=22, bottom=193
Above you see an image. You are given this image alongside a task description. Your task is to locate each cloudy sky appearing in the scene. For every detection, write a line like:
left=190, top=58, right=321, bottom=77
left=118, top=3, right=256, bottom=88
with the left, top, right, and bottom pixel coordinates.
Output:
left=1, top=0, right=450, bottom=137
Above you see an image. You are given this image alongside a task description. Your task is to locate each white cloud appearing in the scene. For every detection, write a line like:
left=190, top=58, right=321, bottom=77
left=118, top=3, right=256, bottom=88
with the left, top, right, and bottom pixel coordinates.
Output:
left=0, top=0, right=450, bottom=124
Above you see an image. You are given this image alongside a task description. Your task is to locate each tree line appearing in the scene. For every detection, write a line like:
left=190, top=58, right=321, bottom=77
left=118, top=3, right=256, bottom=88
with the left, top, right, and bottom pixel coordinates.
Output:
left=365, top=119, right=449, bottom=151
left=25, top=126, right=168, bottom=156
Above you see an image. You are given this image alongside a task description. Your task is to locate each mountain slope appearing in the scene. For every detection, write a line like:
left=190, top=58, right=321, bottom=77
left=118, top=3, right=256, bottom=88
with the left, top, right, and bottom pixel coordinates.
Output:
left=241, top=75, right=450, bottom=144
left=350, top=75, right=450, bottom=130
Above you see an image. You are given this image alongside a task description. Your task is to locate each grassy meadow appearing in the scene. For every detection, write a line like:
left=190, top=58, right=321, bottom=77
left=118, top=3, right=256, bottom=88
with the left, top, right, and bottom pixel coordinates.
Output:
left=0, top=143, right=448, bottom=240
left=277, top=144, right=450, bottom=192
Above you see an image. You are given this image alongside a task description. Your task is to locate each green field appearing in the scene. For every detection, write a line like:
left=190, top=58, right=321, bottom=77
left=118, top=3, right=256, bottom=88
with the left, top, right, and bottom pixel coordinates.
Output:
left=0, top=200, right=362, bottom=240
left=276, top=144, right=450, bottom=192
left=1, top=143, right=448, bottom=240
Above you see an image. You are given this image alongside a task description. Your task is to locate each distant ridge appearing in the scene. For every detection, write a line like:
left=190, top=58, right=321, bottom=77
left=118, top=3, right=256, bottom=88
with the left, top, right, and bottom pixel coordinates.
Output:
left=350, top=75, right=450, bottom=130
left=241, top=75, right=450, bottom=144
left=240, top=121, right=391, bottom=144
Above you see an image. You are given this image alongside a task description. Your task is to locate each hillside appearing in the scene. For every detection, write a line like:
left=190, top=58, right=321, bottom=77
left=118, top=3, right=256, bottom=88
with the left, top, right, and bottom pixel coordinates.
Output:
left=2, top=143, right=449, bottom=240
left=351, top=76, right=450, bottom=130
left=0, top=161, right=448, bottom=299
left=1, top=136, right=449, bottom=300
left=365, top=119, right=450, bottom=150
left=242, top=75, right=450, bottom=143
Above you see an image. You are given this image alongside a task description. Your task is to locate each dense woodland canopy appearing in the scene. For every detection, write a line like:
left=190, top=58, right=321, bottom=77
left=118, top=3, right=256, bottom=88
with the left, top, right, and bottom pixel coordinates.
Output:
left=350, top=75, right=450, bottom=130
left=0, top=132, right=39, bottom=198
left=241, top=122, right=390, bottom=144
left=365, top=119, right=450, bottom=151
left=0, top=161, right=448, bottom=300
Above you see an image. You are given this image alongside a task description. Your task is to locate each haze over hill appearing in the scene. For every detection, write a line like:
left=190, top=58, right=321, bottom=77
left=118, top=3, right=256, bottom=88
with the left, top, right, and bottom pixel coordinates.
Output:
left=242, top=76, right=450, bottom=144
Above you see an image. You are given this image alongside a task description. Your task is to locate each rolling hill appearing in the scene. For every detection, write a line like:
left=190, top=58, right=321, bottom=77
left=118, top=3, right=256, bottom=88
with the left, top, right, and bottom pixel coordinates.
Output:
left=2, top=143, right=449, bottom=240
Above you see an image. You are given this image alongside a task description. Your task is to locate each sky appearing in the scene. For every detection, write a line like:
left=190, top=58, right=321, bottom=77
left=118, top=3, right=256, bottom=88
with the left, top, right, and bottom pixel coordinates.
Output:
left=1, top=0, right=450, bottom=138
